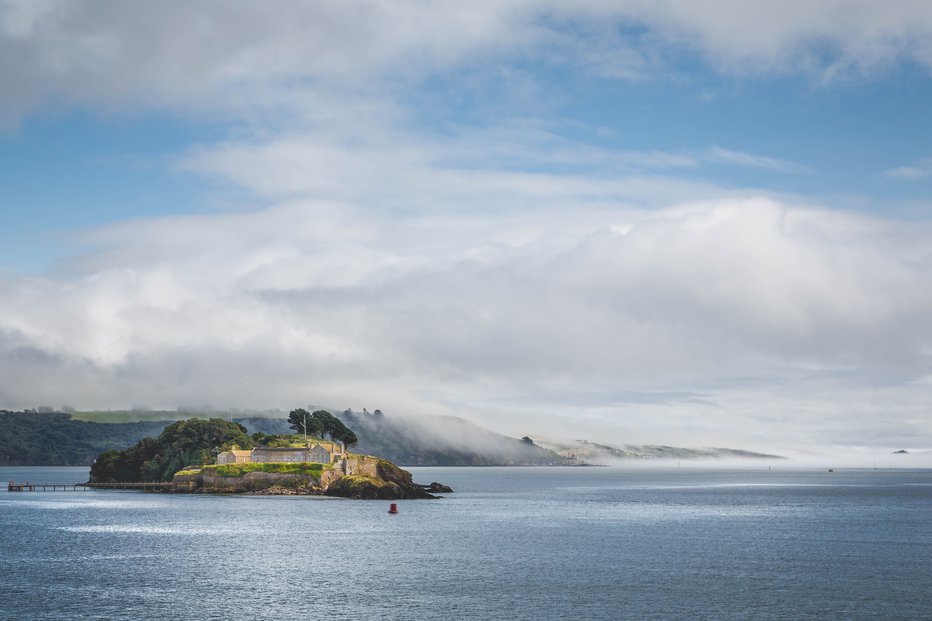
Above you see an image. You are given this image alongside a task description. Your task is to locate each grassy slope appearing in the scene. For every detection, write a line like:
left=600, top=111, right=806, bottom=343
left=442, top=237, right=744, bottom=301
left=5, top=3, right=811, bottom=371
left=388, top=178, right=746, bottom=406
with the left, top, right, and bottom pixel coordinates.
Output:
left=192, top=462, right=326, bottom=478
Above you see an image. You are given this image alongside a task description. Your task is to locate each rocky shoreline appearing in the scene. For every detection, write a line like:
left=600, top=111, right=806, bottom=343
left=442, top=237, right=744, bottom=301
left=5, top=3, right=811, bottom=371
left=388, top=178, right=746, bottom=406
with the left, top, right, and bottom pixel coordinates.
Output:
left=170, top=455, right=452, bottom=500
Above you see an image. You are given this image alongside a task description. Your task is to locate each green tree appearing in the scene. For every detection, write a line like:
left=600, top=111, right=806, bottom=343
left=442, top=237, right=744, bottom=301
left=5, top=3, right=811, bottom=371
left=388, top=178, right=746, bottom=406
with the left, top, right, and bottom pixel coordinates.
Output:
left=89, top=418, right=253, bottom=482
left=336, top=426, right=358, bottom=448
left=311, top=410, right=358, bottom=447
left=288, top=408, right=323, bottom=437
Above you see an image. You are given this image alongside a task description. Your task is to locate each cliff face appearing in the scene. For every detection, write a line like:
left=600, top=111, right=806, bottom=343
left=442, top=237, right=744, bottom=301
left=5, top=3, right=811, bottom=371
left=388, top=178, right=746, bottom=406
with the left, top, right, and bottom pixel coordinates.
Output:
left=323, top=457, right=436, bottom=499
left=172, top=470, right=322, bottom=494
left=171, top=455, right=446, bottom=499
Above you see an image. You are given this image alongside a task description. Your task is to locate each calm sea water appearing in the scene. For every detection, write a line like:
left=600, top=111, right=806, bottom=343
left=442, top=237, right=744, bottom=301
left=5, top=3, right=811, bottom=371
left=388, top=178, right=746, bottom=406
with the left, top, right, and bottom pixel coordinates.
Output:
left=1, top=466, right=930, bottom=620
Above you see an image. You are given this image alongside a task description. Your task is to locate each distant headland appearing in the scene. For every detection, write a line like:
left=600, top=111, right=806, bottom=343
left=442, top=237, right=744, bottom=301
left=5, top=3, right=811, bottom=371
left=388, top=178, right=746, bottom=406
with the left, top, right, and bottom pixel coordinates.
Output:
left=0, top=406, right=785, bottom=471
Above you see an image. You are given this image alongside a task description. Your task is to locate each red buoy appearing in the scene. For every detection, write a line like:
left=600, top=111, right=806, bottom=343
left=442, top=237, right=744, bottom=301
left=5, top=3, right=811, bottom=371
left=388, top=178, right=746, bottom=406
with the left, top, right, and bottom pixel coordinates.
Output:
left=388, top=503, right=399, bottom=514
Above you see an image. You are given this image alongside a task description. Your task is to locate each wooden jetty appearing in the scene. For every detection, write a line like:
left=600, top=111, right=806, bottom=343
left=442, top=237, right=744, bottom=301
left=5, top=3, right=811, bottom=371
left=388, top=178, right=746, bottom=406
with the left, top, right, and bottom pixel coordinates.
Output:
left=7, top=481, right=173, bottom=492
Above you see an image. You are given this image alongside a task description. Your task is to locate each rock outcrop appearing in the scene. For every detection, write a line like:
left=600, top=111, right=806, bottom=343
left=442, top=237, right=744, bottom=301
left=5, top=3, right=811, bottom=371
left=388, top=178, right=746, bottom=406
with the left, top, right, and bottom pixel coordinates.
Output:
left=324, top=459, right=438, bottom=499
left=424, top=481, right=454, bottom=493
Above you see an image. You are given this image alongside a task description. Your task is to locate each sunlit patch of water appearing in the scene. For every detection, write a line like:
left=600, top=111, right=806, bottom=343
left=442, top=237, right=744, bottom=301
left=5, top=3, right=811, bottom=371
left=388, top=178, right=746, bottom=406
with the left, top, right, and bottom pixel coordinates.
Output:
left=56, top=524, right=217, bottom=535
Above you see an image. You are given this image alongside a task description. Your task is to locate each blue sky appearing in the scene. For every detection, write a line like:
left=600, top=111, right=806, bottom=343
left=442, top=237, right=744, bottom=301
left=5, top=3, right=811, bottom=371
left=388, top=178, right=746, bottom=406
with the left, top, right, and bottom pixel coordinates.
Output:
left=1, top=113, right=207, bottom=269
left=5, top=45, right=932, bottom=273
left=3, top=1, right=932, bottom=457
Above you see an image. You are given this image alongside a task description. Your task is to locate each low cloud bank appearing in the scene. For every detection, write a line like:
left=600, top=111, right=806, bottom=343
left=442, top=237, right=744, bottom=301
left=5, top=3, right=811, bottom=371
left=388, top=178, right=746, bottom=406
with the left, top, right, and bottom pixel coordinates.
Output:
left=2, top=196, right=931, bottom=449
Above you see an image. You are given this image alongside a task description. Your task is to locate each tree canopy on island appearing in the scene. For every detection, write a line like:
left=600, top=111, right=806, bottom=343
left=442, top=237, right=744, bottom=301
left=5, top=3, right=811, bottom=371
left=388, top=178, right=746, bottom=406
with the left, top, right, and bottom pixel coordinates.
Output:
left=288, top=408, right=322, bottom=436
left=90, top=418, right=254, bottom=483
left=287, top=408, right=357, bottom=447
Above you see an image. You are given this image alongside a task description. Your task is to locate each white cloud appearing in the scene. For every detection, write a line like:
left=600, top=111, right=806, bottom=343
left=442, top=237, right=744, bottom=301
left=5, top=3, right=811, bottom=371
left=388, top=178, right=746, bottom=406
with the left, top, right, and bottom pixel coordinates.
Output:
left=705, top=146, right=812, bottom=174
left=0, top=1, right=530, bottom=124
left=2, top=185, right=932, bottom=447
left=179, top=127, right=705, bottom=209
left=4, top=1, right=932, bottom=123
left=884, top=157, right=932, bottom=179
left=603, top=0, right=932, bottom=82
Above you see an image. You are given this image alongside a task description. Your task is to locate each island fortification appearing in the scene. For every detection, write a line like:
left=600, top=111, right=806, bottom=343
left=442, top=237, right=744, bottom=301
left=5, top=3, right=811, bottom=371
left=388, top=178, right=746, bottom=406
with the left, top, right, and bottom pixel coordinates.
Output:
left=89, top=414, right=450, bottom=499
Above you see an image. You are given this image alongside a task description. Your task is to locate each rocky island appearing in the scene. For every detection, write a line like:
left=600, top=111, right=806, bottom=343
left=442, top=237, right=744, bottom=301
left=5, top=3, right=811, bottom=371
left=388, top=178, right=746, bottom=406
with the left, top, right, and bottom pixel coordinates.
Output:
left=89, top=411, right=452, bottom=499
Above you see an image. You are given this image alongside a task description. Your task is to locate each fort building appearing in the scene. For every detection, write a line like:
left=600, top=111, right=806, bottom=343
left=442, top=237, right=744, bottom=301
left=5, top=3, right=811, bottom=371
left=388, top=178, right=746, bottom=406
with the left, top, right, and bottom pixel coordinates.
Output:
left=218, top=448, right=253, bottom=464
left=217, top=442, right=343, bottom=465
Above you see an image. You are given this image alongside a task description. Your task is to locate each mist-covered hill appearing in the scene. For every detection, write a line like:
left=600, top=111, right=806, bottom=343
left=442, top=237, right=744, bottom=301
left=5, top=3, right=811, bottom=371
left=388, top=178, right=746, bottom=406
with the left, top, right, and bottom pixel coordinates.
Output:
left=68, top=408, right=576, bottom=466
left=335, top=409, right=575, bottom=466
left=540, top=439, right=785, bottom=463
left=2, top=408, right=783, bottom=467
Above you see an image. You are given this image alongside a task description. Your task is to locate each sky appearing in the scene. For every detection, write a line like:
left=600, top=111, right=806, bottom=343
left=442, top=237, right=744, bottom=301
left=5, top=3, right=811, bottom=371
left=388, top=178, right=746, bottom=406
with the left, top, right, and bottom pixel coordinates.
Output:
left=2, top=1, right=932, bottom=452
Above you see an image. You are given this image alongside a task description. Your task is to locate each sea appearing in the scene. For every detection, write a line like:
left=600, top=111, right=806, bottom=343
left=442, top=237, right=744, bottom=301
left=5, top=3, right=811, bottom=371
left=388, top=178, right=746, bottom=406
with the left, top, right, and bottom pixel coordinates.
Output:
left=1, top=466, right=930, bottom=620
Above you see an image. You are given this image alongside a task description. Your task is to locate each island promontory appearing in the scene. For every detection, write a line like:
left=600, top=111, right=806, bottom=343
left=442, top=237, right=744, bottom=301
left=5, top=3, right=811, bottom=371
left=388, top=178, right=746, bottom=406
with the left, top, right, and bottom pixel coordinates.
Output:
left=89, top=410, right=449, bottom=499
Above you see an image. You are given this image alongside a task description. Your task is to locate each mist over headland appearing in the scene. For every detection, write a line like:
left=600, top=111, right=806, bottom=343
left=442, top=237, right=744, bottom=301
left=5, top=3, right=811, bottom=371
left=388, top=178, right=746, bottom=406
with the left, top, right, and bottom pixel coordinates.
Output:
left=10, top=405, right=925, bottom=470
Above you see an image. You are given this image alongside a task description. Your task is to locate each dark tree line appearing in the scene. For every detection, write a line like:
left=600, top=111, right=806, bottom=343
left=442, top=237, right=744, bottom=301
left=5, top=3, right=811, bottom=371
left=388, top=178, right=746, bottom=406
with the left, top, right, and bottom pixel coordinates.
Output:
left=0, top=410, right=170, bottom=466
left=287, top=408, right=358, bottom=447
